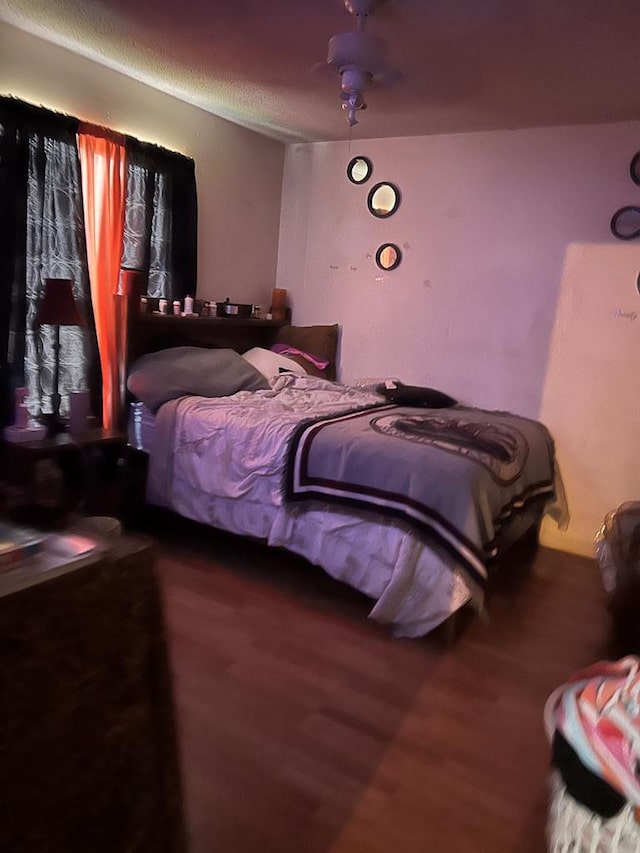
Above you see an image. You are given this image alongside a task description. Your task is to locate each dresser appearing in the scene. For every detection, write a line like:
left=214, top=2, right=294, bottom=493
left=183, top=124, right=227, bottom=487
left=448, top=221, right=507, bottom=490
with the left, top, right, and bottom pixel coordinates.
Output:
left=0, top=534, right=186, bottom=853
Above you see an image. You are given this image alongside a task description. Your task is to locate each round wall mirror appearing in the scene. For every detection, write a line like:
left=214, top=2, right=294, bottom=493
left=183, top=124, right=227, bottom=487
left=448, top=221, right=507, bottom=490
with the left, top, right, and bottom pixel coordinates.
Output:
left=630, top=152, right=640, bottom=186
left=347, top=156, right=372, bottom=184
left=611, top=206, right=640, bottom=240
left=367, top=182, right=401, bottom=218
left=376, top=243, right=402, bottom=271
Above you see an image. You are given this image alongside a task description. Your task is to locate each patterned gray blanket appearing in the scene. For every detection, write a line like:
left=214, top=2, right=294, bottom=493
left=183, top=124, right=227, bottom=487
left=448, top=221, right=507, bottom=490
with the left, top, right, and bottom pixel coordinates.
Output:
left=285, top=404, right=558, bottom=591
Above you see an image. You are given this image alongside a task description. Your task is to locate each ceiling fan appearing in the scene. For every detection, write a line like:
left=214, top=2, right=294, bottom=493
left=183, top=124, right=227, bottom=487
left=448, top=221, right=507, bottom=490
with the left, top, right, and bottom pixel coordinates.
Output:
left=313, top=0, right=402, bottom=128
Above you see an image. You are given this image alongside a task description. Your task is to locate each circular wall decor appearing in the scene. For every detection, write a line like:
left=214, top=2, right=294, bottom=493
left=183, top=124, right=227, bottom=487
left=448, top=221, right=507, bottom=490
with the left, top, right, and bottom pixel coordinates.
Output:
left=347, top=156, right=372, bottom=184
left=630, top=151, right=640, bottom=186
left=610, top=206, right=640, bottom=240
left=375, top=243, right=402, bottom=271
left=367, top=182, right=401, bottom=218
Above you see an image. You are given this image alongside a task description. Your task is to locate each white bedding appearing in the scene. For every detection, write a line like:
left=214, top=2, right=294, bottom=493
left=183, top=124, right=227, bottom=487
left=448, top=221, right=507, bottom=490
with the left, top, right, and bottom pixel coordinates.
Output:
left=128, top=401, right=157, bottom=454
left=145, top=374, right=475, bottom=637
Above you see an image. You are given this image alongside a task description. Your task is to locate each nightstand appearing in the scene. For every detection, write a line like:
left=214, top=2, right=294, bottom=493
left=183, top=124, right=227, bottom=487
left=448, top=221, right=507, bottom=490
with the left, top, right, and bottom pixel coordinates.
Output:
left=1, top=428, right=128, bottom=521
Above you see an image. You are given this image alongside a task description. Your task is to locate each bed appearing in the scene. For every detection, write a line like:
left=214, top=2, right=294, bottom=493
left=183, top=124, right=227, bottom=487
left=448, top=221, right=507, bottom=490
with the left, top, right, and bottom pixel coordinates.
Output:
left=124, top=312, right=567, bottom=638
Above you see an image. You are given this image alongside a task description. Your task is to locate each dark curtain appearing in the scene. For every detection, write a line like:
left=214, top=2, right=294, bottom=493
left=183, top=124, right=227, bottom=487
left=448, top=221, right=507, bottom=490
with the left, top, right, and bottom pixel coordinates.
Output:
left=1, top=97, right=198, bottom=427
left=25, top=131, right=95, bottom=417
left=0, top=97, right=100, bottom=423
left=121, top=137, right=197, bottom=301
left=0, top=107, right=28, bottom=426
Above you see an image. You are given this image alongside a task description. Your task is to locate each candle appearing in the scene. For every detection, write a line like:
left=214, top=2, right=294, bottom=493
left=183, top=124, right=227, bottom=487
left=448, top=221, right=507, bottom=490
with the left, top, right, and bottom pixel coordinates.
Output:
left=271, top=288, right=287, bottom=321
left=14, top=387, right=29, bottom=428
left=69, top=390, right=90, bottom=435
left=120, top=268, right=147, bottom=297
left=14, top=403, right=29, bottom=429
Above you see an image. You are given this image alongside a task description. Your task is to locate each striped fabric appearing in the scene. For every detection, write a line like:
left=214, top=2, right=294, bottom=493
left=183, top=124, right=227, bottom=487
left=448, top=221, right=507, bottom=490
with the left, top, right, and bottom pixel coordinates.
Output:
left=544, top=656, right=640, bottom=819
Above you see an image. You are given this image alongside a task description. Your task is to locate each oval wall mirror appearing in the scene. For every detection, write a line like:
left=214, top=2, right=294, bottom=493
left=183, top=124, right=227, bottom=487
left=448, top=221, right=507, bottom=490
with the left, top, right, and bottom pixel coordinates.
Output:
left=347, top=156, right=372, bottom=184
left=630, top=152, right=640, bottom=186
left=367, top=182, right=401, bottom=218
left=376, top=243, right=402, bottom=271
left=611, top=206, right=640, bottom=240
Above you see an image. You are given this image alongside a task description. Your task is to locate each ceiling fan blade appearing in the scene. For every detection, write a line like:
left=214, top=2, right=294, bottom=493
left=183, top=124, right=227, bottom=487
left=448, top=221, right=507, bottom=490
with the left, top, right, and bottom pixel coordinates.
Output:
left=311, top=61, right=338, bottom=81
left=370, top=65, right=403, bottom=87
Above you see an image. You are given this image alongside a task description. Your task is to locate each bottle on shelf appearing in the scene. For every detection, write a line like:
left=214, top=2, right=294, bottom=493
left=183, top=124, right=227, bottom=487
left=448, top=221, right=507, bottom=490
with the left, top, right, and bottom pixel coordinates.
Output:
left=223, top=297, right=239, bottom=317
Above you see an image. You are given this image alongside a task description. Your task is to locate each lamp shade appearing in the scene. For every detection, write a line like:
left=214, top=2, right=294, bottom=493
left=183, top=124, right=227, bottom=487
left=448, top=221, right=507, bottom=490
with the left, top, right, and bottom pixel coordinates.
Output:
left=33, top=278, right=86, bottom=328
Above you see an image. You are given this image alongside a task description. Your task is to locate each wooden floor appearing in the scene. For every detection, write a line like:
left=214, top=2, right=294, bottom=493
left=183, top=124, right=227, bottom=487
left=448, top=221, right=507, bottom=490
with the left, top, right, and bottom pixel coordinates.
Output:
left=150, top=518, right=614, bottom=853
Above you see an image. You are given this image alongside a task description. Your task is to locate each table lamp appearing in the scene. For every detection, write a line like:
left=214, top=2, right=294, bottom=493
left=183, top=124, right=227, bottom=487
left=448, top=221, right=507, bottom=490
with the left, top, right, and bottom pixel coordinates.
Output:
left=33, top=278, right=86, bottom=433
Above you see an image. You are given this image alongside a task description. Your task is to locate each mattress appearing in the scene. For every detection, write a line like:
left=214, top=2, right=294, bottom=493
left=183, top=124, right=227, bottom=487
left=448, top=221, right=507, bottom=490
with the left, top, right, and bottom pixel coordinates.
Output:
left=128, top=401, right=472, bottom=636
left=142, top=377, right=488, bottom=636
left=134, top=375, right=562, bottom=637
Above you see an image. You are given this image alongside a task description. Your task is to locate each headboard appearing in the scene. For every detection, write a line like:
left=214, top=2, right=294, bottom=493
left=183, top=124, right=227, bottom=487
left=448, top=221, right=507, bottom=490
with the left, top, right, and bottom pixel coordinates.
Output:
left=128, top=313, right=284, bottom=364
left=122, top=289, right=340, bottom=413
left=272, top=324, right=339, bottom=382
left=127, top=314, right=339, bottom=378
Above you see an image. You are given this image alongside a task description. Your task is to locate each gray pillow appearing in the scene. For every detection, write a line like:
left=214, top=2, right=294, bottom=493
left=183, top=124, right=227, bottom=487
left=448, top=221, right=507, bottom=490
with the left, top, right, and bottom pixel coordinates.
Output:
left=127, top=346, right=269, bottom=412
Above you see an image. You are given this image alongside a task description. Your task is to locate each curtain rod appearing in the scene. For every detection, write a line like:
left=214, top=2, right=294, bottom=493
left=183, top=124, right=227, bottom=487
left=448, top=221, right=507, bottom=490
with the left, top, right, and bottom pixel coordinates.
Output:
left=0, top=94, right=194, bottom=165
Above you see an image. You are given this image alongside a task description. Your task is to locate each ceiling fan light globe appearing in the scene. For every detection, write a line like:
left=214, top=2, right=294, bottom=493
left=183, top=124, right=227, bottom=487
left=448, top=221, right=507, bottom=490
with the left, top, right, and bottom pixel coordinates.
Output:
left=340, top=66, right=371, bottom=95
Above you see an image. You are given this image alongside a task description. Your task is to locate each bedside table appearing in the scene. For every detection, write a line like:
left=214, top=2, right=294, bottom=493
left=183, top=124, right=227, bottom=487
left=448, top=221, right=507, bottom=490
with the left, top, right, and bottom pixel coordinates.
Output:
left=2, top=428, right=128, bottom=520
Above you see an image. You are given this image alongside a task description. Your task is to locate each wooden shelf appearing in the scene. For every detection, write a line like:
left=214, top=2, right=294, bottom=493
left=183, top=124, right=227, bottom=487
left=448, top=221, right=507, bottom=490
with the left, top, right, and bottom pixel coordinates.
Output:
left=137, top=313, right=286, bottom=329
left=128, top=311, right=291, bottom=364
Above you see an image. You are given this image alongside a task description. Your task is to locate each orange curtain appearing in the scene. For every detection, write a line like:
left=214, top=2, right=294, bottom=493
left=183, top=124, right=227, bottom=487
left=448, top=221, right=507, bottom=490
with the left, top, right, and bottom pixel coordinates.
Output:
left=77, top=127, right=127, bottom=430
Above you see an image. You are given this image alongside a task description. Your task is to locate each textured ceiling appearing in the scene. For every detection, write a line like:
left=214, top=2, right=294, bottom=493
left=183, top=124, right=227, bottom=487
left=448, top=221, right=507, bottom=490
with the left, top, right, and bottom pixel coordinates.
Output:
left=2, top=0, right=640, bottom=143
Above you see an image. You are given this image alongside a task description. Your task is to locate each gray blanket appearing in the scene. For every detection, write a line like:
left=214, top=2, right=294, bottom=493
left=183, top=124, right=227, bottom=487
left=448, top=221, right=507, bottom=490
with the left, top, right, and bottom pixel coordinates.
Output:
left=285, top=405, right=558, bottom=590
